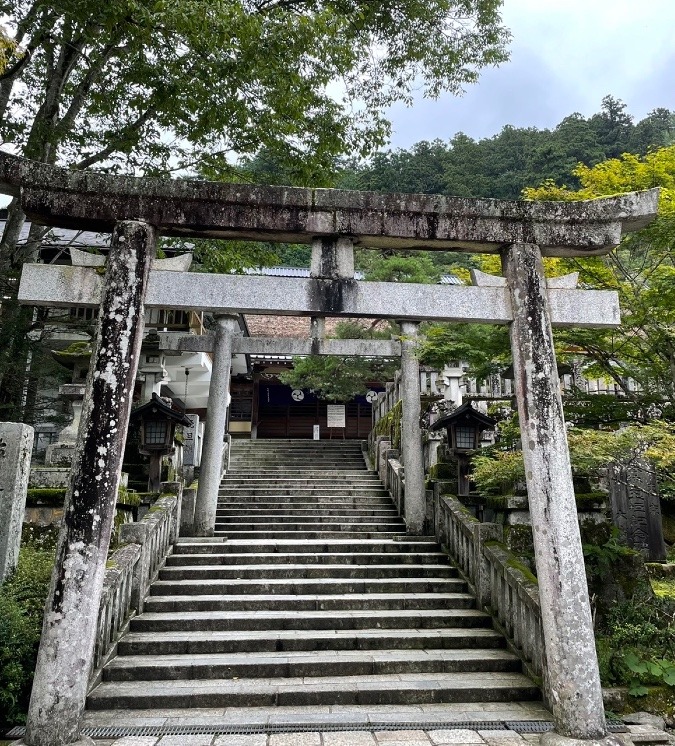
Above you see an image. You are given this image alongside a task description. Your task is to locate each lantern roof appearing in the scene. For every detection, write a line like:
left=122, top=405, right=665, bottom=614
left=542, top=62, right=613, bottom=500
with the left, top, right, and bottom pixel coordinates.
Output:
left=429, top=401, right=496, bottom=432
left=129, top=393, right=193, bottom=427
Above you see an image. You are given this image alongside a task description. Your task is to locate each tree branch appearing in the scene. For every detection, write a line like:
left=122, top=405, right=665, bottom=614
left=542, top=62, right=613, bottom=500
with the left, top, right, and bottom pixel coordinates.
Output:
left=53, top=37, right=125, bottom=140
left=73, top=106, right=158, bottom=169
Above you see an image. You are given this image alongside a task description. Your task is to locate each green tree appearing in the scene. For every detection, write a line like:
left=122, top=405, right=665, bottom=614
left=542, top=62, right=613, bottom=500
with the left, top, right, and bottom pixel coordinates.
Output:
left=359, top=251, right=441, bottom=283
left=0, top=0, right=511, bottom=420
left=344, top=99, right=675, bottom=203
left=524, top=146, right=675, bottom=397
left=279, top=321, right=399, bottom=401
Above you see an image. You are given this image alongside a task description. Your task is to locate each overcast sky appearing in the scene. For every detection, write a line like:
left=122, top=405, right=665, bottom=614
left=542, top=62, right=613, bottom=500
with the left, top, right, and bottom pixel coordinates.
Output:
left=386, top=0, right=675, bottom=149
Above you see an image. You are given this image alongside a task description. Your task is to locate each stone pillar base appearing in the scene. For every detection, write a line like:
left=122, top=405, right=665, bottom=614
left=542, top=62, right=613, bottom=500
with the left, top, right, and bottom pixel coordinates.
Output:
left=541, top=732, right=625, bottom=746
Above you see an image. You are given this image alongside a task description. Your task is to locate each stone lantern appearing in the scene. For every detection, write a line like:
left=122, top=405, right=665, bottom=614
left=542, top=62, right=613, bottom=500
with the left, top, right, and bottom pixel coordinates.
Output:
left=430, top=401, right=496, bottom=496
left=129, top=393, right=192, bottom=491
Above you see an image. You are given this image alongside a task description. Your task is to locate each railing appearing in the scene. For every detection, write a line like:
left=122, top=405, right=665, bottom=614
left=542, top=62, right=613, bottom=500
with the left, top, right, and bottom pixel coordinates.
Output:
left=89, top=492, right=180, bottom=686
left=93, top=543, right=140, bottom=676
left=431, top=489, right=548, bottom=699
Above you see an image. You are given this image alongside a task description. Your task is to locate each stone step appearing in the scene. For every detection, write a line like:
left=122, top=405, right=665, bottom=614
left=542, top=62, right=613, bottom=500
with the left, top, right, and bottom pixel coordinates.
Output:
left=225, top=468, right=373, bottom=475
left=173, top=539, right=439, bottom=554
left=218, top=488, right=389, bottom=496
left=229, top=457, right=366, bottom=464
left=230, top=439, right=364, bottom=445
left=129, top=608, right=492, bottom=633
left=118, top=627, right=505, bottom=656
left=215, top=518, right=404, bottom=528
left=149, top=577, right=466, bottom=596
left=143, top=592, right=475, bottom=612
left=213, top=521, right=405, bottom=531
left=87, top=671, right=540, bottom=709
left=87, top=440, right=540, bottom=725
left=221, top=473, right=379, bottom=479
left=165, top=552, right=450, bottom=566
left=216, top=507, right=400, bottom=517
left=158, top=564, right=457, bottom=580
left=103, top=648, right=521, bottom=682
left=213, top=526, right=405, bottom=540
left=219, top=481, right=383, bottom=489
left=218, top=491, right=391, bottom=508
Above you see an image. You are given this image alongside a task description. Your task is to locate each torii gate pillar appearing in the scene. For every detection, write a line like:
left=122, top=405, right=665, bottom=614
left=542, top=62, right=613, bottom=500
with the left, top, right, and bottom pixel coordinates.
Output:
left=503, top=243, right=621, bottom=745
left=194, top=314, right=239, bottom=536
left=400, top=321, right=425, bottom=535
left=20, top=221, right=156, bottom=746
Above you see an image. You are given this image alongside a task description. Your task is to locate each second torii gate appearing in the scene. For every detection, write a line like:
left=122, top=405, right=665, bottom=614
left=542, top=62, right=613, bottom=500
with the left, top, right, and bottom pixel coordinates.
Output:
left=2, top=149, right=657, bottom=746
left=159, top=326, right=413, bottom=537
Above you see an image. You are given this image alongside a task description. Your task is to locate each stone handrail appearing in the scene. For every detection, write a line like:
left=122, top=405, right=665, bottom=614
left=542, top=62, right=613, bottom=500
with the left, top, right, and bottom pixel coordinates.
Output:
left=431, top=490, right=548, bottom=697
left=386, top=457, right=404, bottom=516
left=92, top=543, right=140, bottom=677
left=89, top=494, right=179, bottom=685
left=368, top=436, right=549, bottom=700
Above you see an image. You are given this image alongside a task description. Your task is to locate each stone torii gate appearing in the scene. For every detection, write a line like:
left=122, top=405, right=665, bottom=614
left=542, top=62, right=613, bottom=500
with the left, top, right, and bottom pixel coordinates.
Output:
left=1, top=150, right=658, bottom=746
left=158, top=328, right=409, bottom=538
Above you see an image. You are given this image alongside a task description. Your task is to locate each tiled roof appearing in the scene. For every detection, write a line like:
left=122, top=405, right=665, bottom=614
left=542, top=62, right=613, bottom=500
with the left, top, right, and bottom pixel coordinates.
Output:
left=244, top=316, right=382, bottom=339
left=0, top=216, right=110, bottom=250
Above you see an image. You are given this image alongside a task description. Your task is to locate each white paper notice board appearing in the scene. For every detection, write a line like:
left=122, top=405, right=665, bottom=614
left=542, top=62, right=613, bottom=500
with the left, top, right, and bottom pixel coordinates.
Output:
left=326, top=404, right=346, bottom=428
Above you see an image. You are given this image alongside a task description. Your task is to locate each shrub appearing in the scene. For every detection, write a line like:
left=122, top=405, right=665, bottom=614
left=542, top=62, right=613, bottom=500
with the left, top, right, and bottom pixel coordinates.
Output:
left=596, top=595, right=675, bottom=695
left=0, top=537, right=56, bottom=724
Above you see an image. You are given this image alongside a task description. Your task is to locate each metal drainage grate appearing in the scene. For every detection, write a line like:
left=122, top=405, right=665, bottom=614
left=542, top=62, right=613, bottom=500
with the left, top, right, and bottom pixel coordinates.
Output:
left=2, top=719, right=629, bottom=740
left=505, top=721, right=627, bottom=734
left=505, top=721, right=555, bottom=733
left=79, top=721, right=509, bottom=738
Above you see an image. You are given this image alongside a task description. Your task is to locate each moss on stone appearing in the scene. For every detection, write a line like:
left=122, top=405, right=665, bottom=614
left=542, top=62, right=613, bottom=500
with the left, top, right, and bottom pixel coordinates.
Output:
left=622, top=686, right=675, bottom=718
left=373, top=400, right=402, bottom=450
left=503, top=524, right=534, bottom=557
left=575, top=492, right=607, bottom=510
left=26, top=488, right=67, bottom=507
left=57, top=340, right=92, bottom=356
left=506, top=556, right=538, bottom=585
left=428, top=461, right=456, bottom=481
left=651, top=579, right=675, bottom=598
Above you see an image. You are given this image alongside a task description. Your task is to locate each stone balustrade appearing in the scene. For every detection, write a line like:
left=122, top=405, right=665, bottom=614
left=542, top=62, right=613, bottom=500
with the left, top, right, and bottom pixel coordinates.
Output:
left=374, top=445, right=548, bottom=702
left=431, top=489, right=548, bottom=699
left=89, top=494, right=179, bottom=687
left=92, top=543, right=140, bottom=679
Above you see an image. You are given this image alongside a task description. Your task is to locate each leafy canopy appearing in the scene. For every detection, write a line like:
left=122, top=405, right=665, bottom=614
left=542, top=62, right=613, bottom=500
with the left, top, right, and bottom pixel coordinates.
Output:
left=0, top=0, right=510, bottom=177
left=524, top=146, right=675, bottom=397
left=279, top=321, right=399, bottom=402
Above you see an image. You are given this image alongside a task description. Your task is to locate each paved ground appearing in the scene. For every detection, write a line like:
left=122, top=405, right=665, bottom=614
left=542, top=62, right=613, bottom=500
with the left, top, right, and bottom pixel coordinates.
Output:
left=92, top=731, right=549, bottom=745
left=80, top=703, right=674, bottom=746
left=91, top=724, right=674, bottom=746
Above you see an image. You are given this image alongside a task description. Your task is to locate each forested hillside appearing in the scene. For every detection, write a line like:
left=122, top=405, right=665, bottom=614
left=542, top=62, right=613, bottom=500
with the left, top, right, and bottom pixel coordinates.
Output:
left=338, top=96, right=675, bottom=200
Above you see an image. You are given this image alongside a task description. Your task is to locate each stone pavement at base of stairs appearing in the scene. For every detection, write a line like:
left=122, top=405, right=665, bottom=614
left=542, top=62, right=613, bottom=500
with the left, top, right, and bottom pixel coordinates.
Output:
left=91, top=725, right=675, bottom=746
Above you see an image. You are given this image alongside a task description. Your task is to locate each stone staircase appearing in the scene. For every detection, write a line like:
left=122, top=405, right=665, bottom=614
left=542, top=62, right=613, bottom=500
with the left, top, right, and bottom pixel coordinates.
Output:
left=86, top=439, right=540, bottom=720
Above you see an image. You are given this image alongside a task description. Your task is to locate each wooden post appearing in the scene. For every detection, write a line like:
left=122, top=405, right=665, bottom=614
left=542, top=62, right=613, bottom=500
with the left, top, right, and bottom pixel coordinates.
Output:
left=22, top=221, right=156, bottom=746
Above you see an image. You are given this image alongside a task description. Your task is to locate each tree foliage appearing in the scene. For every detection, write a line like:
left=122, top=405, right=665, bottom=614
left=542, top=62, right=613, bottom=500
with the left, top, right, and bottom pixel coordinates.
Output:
left=341, top=98, right=675, bottom=200
left=524, top=145, right=675, bottom=397
left=354, top=104, right=675, bottom=400
left=279, top=321, right=399, bottom=401
left=0, top=0, right=510, bottom=185
left=472, top=421, right=675, bottom=495
left=0, top=0, right=511, bottom=420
